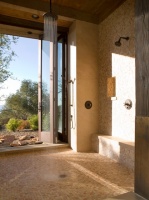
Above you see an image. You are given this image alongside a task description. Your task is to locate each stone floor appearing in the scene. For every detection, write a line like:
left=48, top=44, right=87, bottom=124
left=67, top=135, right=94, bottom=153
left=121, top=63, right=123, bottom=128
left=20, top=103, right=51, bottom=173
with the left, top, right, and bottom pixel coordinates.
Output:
left=104, top=192, right=146, bottom=200
left=0, top=146, right=134, bottom=200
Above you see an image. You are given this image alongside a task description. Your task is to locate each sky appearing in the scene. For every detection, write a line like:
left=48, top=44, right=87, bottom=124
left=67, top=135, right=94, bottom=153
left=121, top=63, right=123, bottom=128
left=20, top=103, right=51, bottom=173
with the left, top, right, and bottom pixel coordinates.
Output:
left=0, top=36, right=38, bottom=106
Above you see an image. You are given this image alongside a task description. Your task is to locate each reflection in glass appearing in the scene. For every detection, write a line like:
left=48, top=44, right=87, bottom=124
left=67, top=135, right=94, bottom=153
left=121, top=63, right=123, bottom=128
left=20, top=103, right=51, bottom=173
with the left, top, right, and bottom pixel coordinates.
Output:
left=41, top=40, right=50, bottom=131
left=58, top=43, right=62, bottom=133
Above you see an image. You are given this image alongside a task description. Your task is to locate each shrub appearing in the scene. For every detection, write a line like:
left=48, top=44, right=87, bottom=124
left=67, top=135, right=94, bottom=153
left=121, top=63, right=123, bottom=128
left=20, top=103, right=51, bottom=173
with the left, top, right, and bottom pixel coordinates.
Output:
left=28, top=115, right=38, bottom=130
left=17, top=120, right=30, bottom=130
left=42, top=114, right=50, bottom=131
left=6, top=118, right=20, bottom=132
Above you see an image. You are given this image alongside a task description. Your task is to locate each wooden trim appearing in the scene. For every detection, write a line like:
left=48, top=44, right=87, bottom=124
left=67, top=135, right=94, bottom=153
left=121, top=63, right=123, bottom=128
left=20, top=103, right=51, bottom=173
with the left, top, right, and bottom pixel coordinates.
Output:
left=135, top=0, right=149, bottom=199
left=135, top=117, right=149, bottom=199
left=0, top=0, right=99, bottom=24
left=0, top=14, right=43, bottom=30
left=0, top=15, right=69, bottom=37
left=0, top=24, right=42, bottom=39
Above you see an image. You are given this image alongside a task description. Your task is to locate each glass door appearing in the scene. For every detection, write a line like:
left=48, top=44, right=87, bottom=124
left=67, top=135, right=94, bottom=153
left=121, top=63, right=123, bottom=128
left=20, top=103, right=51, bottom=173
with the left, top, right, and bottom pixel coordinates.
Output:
left=57, top=34, right=68, bottom=143
left=38, top=38, right=57, bottom=143
left=38, top=33, right=68, bottom=144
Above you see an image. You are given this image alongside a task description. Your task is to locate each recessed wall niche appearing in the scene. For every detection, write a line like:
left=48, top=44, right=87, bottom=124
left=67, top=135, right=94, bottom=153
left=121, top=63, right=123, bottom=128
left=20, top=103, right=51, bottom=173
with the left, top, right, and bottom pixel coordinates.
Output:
left=107, top=77, right=116, bottom=99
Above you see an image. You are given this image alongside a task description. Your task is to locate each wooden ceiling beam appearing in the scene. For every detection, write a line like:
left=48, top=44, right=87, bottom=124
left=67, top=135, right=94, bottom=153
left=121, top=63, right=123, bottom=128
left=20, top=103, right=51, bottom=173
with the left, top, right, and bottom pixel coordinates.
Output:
left=0, top=14, right=69, bottom=34
left=0, top=14, right=44, bottom=30
left=0, top=0, right=99, bottom=24
left=0, top=24, right=42, bottom=39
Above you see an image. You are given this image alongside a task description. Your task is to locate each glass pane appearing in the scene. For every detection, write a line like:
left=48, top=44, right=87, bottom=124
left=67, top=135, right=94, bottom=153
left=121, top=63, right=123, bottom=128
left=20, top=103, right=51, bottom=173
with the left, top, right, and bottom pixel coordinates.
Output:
left=58, top=42, right=62, bottom=133
left=41, top=40, right=50, bottom=131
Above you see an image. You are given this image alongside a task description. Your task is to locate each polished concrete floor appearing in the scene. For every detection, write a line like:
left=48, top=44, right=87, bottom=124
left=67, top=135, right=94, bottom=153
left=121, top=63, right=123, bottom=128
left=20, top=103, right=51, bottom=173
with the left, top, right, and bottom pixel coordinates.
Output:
left=0, top=147, right=134, bottom=200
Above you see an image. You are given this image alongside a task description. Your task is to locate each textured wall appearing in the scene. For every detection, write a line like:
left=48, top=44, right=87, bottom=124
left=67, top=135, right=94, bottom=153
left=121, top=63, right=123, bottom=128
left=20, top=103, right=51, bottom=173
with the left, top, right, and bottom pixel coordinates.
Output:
left=98, top=0, right=135, bottom=141
left=98, top=135, right=134, bottom=170
left=76, top=21, right=99, bottom=152
left=68, top=20, right=99, bottom=152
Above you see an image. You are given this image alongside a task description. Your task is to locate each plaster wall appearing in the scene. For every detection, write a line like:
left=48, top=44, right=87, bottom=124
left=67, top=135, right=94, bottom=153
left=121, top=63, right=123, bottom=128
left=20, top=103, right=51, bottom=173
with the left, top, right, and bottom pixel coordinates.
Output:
left=68, top=20, right=99, bottom=152
left=98, top=0, right=135, bottom=141
left=68, top=22, right=77, bottom=151
left=76, top=21, right=99, bottom=152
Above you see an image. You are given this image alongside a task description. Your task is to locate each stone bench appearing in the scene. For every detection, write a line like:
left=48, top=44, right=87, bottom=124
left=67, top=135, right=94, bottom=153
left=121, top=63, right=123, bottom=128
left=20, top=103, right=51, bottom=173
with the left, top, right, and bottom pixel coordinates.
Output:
left=92, top=134, right=134, bottom=170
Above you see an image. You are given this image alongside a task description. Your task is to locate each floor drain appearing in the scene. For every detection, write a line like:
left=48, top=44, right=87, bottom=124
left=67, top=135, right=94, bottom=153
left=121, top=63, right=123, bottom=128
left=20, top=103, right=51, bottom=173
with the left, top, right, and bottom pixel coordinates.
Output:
left=59, top=174, right=67, bottom=178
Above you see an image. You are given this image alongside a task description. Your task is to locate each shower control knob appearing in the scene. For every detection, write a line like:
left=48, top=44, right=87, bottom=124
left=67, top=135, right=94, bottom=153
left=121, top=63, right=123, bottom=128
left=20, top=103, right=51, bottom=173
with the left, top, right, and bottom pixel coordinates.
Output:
left=85, top=101, right=92, bottom=109
left=124, top=99, right=132, bottom=110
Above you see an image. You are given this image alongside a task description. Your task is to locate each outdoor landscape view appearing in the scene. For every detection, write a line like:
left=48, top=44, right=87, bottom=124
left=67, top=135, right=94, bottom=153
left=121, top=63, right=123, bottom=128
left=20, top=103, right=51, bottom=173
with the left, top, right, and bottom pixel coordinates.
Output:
left=0, top=34, right=39, bottom=147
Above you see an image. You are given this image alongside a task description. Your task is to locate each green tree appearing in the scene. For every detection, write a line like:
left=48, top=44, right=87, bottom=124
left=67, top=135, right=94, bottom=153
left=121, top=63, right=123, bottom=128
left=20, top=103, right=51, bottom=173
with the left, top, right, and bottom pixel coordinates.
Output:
left=0, top=79, right=50, bottom=128
left=0, top=34, right=18, bottom=83
left=2, top=80, right=38, bottom=120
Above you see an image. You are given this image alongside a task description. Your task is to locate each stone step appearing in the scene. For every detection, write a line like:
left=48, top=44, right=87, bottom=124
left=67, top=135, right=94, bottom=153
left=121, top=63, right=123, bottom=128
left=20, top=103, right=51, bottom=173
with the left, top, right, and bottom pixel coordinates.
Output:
left=104, top=192, right=146, bottom=200
left=92, top=134, right=134, bottom=170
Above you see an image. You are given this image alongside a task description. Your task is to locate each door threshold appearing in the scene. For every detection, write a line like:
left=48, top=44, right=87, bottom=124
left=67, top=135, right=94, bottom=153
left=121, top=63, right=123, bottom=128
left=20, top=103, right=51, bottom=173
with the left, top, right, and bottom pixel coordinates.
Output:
left=0, top=143, right=69, bottom=154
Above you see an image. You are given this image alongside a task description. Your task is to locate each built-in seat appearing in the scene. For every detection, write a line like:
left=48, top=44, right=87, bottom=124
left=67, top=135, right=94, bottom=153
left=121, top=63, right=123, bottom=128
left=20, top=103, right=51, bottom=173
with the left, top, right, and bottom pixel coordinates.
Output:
left=92, top=134, right=134, bottom=170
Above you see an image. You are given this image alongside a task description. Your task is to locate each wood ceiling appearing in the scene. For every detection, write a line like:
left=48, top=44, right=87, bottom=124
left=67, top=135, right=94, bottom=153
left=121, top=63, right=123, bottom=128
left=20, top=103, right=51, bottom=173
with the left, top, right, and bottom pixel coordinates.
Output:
left=0, top=0, right=126, bottom=38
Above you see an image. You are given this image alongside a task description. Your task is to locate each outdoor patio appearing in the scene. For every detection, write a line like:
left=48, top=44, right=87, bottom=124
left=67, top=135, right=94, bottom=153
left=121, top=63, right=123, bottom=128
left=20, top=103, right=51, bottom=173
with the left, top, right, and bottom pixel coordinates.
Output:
left=0, top=146, right=134, bottom=200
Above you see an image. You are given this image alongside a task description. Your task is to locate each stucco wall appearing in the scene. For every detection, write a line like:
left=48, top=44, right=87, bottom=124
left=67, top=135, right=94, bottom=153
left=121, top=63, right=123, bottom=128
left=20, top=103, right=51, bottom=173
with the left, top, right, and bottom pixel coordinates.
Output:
left=98, top=0, right=135, bottom=141
left=68, top=20, right=99, bottom=152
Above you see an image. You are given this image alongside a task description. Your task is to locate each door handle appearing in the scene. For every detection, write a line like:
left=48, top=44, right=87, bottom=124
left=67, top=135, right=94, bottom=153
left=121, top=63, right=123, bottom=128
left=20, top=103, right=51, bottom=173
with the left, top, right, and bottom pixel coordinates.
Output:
left=38, top=102, right=42, bottom=111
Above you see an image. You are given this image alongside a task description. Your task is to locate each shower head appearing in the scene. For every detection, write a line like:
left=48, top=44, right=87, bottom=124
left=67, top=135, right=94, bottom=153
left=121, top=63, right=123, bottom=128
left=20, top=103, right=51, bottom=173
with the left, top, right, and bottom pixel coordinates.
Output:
left=115, top=39, right=121, bottom=47
left=115, top=37, right=129, bottom=47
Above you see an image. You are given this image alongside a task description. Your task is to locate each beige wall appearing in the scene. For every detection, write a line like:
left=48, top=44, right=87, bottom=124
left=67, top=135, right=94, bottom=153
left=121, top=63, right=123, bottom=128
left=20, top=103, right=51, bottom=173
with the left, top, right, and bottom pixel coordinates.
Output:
left=77, top=21, right=99, bottom=152
left=68, top=22, right=77, bottom=151
left=98, top=0, right=135, bottom=141
left=68, top=20, right=99, bottom=152
left=68, top=0, right=135, bottom=152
